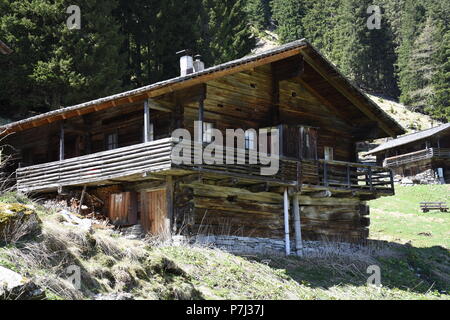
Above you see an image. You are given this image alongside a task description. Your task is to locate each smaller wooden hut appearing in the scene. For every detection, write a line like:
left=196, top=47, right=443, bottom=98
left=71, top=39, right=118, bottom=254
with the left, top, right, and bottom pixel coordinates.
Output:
left=366, top=123, right=450, bottom=184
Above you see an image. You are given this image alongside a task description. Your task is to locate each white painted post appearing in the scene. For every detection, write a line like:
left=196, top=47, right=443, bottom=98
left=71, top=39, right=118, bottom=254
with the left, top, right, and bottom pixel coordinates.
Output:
left=283, top=188, right=291, bottom=256
left=144, top=99, right=151, bottom=142
left=293, top=193, right=303, bottom=256
left=59, top=122, right=64, bottom=161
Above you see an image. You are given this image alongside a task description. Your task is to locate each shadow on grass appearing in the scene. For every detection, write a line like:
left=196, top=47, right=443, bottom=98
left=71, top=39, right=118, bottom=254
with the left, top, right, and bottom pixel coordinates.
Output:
left=247, top=239, right=450, bottom=296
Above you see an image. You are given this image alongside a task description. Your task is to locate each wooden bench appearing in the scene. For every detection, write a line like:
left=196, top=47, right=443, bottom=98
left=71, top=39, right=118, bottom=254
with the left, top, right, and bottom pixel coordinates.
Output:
left=420, top=202, right=449, bottom=213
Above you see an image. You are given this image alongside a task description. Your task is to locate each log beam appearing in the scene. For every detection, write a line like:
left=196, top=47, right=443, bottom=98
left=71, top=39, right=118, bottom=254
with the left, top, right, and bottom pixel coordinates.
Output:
left=283, top=188, right=291, bottom=256
left=293, top=193, right=303, bottom=256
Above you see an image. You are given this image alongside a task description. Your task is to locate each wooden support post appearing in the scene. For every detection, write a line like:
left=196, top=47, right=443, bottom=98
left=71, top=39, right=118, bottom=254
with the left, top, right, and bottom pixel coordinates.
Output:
left=198, top=95, right=204, bottom=143
left=323, top=162, right=328, bottom=187
left=144, top=99, right=151, bottom=143
left=292, top=193, right=303, bottom=257
left=59, top=122, right=65, bottom=161
left=283, top=188, right=291, bottom=256
left=389, top=170, right=395, bottom=195
left=166, top=176, right=175, bottom=234
left=78, top=185, right=87, bottom=215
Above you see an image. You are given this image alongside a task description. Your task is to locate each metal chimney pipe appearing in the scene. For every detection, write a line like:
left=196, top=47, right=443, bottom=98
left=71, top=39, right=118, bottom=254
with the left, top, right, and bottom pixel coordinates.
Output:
left=193, top=54, right=205, bottom=72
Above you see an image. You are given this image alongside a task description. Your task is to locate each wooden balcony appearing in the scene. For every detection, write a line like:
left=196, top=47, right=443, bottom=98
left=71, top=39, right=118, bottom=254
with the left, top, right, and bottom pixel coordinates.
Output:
left=383, top=148, right=450, bottom=168
left=15, top=138, right=394, bottom=197
left=16, top=138, right=174, bottom=192
left=317, top=160, right=394, bottom=194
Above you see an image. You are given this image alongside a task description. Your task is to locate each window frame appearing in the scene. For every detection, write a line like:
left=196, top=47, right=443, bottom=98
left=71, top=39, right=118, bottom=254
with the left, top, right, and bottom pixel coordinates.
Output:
left=106, top=131, right=119, bottom=150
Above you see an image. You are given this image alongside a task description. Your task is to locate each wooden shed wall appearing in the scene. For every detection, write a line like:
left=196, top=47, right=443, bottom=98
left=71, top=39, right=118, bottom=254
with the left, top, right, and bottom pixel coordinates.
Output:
left=173, top=182, right=370, bottom=242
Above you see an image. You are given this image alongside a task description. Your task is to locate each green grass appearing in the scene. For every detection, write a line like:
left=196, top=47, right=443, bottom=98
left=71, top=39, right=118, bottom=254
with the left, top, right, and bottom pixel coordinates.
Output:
left=1, top=189, right=449, bottom=300
left=369, top=185, right=450, bottom=248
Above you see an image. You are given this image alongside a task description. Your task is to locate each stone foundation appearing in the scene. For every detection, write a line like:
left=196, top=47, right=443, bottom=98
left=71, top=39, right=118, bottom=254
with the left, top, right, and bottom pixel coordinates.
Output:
left=194, top=235, right=294, bottom=255
left=170, top=235, right=374, bottom=256
left=396, top=169, right=442, bottom=185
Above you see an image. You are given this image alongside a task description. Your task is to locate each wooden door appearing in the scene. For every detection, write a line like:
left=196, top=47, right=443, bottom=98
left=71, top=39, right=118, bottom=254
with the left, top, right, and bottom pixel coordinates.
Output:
left=282, top=125, right=301, bottom=159
left=109, top=192, right=138, bottom=226
left=140, top=189, right=167, bottom=235
left=299, top=127, right=318, bottom=160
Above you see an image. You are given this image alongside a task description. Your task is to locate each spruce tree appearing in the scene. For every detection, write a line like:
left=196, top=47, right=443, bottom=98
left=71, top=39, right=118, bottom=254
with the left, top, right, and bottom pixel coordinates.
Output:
left=0, top=0, right=126, bottom=118
left=430, top=31, right=450, bottom=121
left=245, top=0, right=270, bottom=31
left=200, top=0, right=255, bottom=65
left=271, top=0, right=306, bottom=43
left=301, top=0, right=340, bottom=58
left=331, top=0, right=398, bottom=96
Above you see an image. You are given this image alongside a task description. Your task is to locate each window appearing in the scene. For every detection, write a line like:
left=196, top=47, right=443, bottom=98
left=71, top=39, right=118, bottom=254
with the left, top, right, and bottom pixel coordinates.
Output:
left=203, top=122, right=213, bottom=143
left=324, top=146, right=334, bottom=160
left=106, top=132, right=118, bottom=150
left=245, top=130, right=256, bottom=149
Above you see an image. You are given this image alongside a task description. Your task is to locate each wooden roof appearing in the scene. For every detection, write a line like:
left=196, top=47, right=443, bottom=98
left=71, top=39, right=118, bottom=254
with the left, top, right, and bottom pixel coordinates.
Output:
left=366, top=123, right=450, bottom=155
left=0, top=39, right=404, bottom=138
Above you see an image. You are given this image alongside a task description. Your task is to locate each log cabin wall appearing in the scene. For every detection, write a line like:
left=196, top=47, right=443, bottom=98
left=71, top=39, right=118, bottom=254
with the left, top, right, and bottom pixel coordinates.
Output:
left=180, top=64, right=358, bottom=164
left=173, top=181, right=370, bottom=243
left=182, top=67, right=271, bottom=136
left=5, top=61, right=364, bottom=171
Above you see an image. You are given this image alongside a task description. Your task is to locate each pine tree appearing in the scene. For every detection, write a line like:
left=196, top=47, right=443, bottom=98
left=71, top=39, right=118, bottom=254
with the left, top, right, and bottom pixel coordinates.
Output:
left=0, top=0, right=126, bottom=118
left=271, top=0, right=306, bottom=43
left=404, top=19, right=438, bottom=112
left=330, top=0, right=398, bottom=96
left=200, top=0, right=255, bottom=65
left=397, top=0, right=428, bottom=110
left=430, top=31, right=450, bottom=121
left=245, top=0, right=270, bottom=31
left=301, top=0, right=340, bottom=57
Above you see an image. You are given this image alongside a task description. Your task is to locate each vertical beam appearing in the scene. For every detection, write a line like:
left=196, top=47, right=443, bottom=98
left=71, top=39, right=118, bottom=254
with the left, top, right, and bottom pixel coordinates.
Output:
left=166, top=175, right=175, bottom=233
left=59, top=122, right=65, bottom=161
left=292, top=194, right=303, bottom=256
left=283, top=188, right=291, bottom=256
left=198, top=94, right=204, bottom=143
left=78, top=185, right=87, bottom=215
left=144, top=99, right=151, bottom=142
left=389, top=170, right=395, bottom=195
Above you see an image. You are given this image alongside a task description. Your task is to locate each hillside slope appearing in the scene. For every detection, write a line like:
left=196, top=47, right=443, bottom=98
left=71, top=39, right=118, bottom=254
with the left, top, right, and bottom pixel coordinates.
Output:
left=368, top=94, right=443, bottom=135
left=0, top=192, right=448, bottom=300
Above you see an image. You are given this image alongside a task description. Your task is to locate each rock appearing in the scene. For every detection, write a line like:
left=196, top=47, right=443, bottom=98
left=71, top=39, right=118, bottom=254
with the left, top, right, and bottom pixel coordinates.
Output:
left=401, top=177, right=414, bottom=185
left=60, top=209, right=92, bottom=231
left=0, top=203, right=41, bottom=243
left=95, top=292, right=134, bottom=300
left=0, top=266, right=45, bottom=300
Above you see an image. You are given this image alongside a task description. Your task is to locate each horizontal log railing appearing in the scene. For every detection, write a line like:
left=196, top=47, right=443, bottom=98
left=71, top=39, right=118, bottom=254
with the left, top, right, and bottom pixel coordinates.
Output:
left=16, top=137, right=394, bottom=194
left=16, top=138, right=173, bottom=192
left=318, top=160, right=394, bottom=192
left=171, top=140, right=299, bottom=183
left=384, top=148, right=450, bottom=167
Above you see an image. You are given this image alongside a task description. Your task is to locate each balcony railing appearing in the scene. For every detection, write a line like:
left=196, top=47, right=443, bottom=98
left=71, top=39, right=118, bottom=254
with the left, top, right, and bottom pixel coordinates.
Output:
left=318, top=160, right=394, bottom=192
left=16, top=138, right=173, bottom=192
left=383, top=148, right=450, bottom=167
left=15, top=138, right=394, bottom=196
